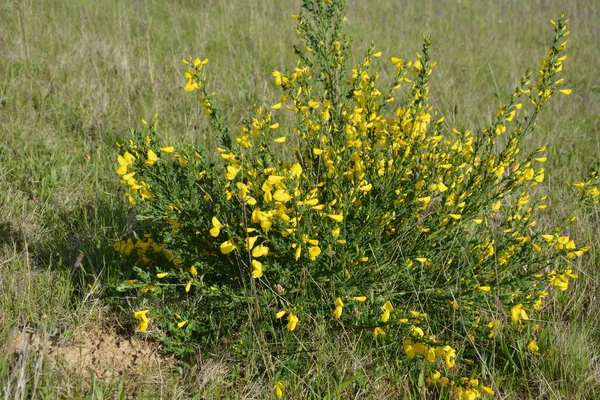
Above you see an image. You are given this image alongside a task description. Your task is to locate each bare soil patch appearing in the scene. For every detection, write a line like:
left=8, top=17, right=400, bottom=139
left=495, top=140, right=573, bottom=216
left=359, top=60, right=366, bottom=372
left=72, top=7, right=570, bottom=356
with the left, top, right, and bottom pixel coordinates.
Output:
left=10, top=325, right=172, bottom=380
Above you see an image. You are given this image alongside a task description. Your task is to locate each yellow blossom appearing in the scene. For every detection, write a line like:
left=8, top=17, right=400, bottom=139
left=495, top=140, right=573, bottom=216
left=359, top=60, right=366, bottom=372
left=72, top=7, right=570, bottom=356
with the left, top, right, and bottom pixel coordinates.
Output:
left=251, top=259, right=263, bottom=278
left=274, top=381, right=284, bottom=399
left=373, top=327, right=386, bottom=337
left=327, top=213, right=344, bottom=222
left=510, top=303, right=529, bottom=323
left=333, top=297, right=343, bottom=319
left=146, top=150, right=159, bottom=166
left=287, top=313, right=298, bottom=331
left=308, top=246, right=321, bottom=260
left=220, top=240, right=236, bottom=255
left=528, top=339, right=540, bottom=355
left=210, top=216, right=224, bottom=237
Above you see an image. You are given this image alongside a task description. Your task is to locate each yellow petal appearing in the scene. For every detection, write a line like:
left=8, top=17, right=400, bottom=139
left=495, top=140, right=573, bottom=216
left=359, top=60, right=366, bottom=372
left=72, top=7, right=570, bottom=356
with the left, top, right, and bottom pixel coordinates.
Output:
left=134, top=310, right=150, bottom=321
left=273, top=136, right=286, bottom=143
left=290, top=163, right=302, bottom=177
left=559, top=89, right=572, bottom=95
left=252, top=244, right=269, bottom=258
left=246, top=236, right=258, bottom=250
left=146, top=149, right=159, bottom=166
left=185, top=280, right=192, bottom=292
left=308, top=246, right=321, bottom=260
left=156, top=272, right=168, bottom=278
left=327, top=213, right=343, bottom=222
left=353, top=296, right=367, bottom=302
left=220, top=240, right=236, bottom=254
left=382, top=300, right=394, bottom=312
left=177, top=320, right=188, bottom=328
left=137, top=319, right=150, bottom=332
left=251, top=259, right=263, bottom=278
left=161, top=146, right=175, bottom=153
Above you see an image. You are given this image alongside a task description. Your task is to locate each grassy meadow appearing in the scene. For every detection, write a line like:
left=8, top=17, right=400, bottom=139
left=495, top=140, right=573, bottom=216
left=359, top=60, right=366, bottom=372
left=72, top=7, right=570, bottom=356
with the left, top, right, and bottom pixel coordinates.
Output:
left=1, top=0, right=599, bottom=398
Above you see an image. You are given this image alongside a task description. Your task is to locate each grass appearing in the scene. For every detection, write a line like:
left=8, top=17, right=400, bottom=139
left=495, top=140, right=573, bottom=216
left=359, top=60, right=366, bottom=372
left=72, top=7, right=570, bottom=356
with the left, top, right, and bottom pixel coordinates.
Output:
left=1, top=0, right=598, bottom=398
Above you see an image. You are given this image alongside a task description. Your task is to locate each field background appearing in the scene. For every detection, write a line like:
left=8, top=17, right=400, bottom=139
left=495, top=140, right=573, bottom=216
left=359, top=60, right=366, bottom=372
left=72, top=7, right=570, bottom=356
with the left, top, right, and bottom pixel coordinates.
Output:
left=1, top=0, right=598, bottom=398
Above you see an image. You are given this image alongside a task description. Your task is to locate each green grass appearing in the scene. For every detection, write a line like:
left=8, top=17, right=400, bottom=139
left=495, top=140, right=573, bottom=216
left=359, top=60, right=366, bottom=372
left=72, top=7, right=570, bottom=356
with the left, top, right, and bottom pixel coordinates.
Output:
left=1, top=0, right=598, bottom=398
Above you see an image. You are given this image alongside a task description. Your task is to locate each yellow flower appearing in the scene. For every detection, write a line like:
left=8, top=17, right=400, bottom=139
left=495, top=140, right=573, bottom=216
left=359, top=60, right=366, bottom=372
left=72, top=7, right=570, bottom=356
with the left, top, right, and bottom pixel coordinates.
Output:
left=287, top=313, right=298, bottom=331
left=290, top=163, right=302, bottom=178
left=226, top=165, right=241, bottom=180
left=327, top=213, right=344, bottom=222
left=134, top=310, right=150, bottom=322
left=117, top=152, right=134, bottom=175
left=352, top=296, right=367, bottom=302
left=252, top=244, right=269, bottom=258
left=381, top=300, right=393, bottom=323
left=156, top=272, right=168, bottom=278
left=333, top=297, right=344, bottom=319
left=559, top=89, right=572, bottom=95
left=246, top=236, right=258, bottom=250
left=137, top=319, right=150, bottom=332
left=185, top=280, right=192, bottom=292
left=274, top=381, right=284, bottom=399
left=528, top=339, right=540, bottom=355
left=146, top=149, right=159, bottom=166
left=510, top=303, right=529, bottom=323
left=481, top=386, right=495, bottom=396
left=189, top=265, right=198, bottom=277
left=382, top=300, right=393, bottom=312
left=220, top=240, right=236, bottom=255
left=373, top=327, right=386, bottom=337
left=276, top=310, right=287, bottom=319
left=273, top=189, right=293, bottom=203
left=549, top=273, right=569, bottom=291
left=294, top=246, right=302, bottom=261
left=381, top=310, right=390, bottom=323
left=160, top=146, right=175, bottom=153
left=134, top=310, right=151, bottom=332
left=177, top=320, right=188, bottom=328
left=308, top=246, right=321, bottom=260
left=251, top=259, right=263, bottom=278
left=210, top=216, right=224, bottom=237
left=273, top=136, right=286, bottom=143
left=478, top=286, right=491, bottom=292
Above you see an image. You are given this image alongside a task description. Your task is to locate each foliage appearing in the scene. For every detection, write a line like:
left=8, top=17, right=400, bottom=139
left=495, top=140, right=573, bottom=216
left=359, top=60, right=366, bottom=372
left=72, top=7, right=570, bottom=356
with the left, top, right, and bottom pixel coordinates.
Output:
left=114, top=1, right=587, bottom=397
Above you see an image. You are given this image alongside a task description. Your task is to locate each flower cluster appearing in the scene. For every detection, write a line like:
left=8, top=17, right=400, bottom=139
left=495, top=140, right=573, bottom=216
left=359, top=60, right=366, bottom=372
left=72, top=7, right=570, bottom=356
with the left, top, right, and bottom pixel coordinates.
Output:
left=113, top=1, right=585, bottom=398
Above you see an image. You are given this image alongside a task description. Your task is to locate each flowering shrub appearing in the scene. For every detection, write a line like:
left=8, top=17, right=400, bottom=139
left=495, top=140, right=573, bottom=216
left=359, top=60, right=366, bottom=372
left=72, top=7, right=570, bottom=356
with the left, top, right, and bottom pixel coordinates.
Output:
left=114, top=1, right=587, bottom=397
